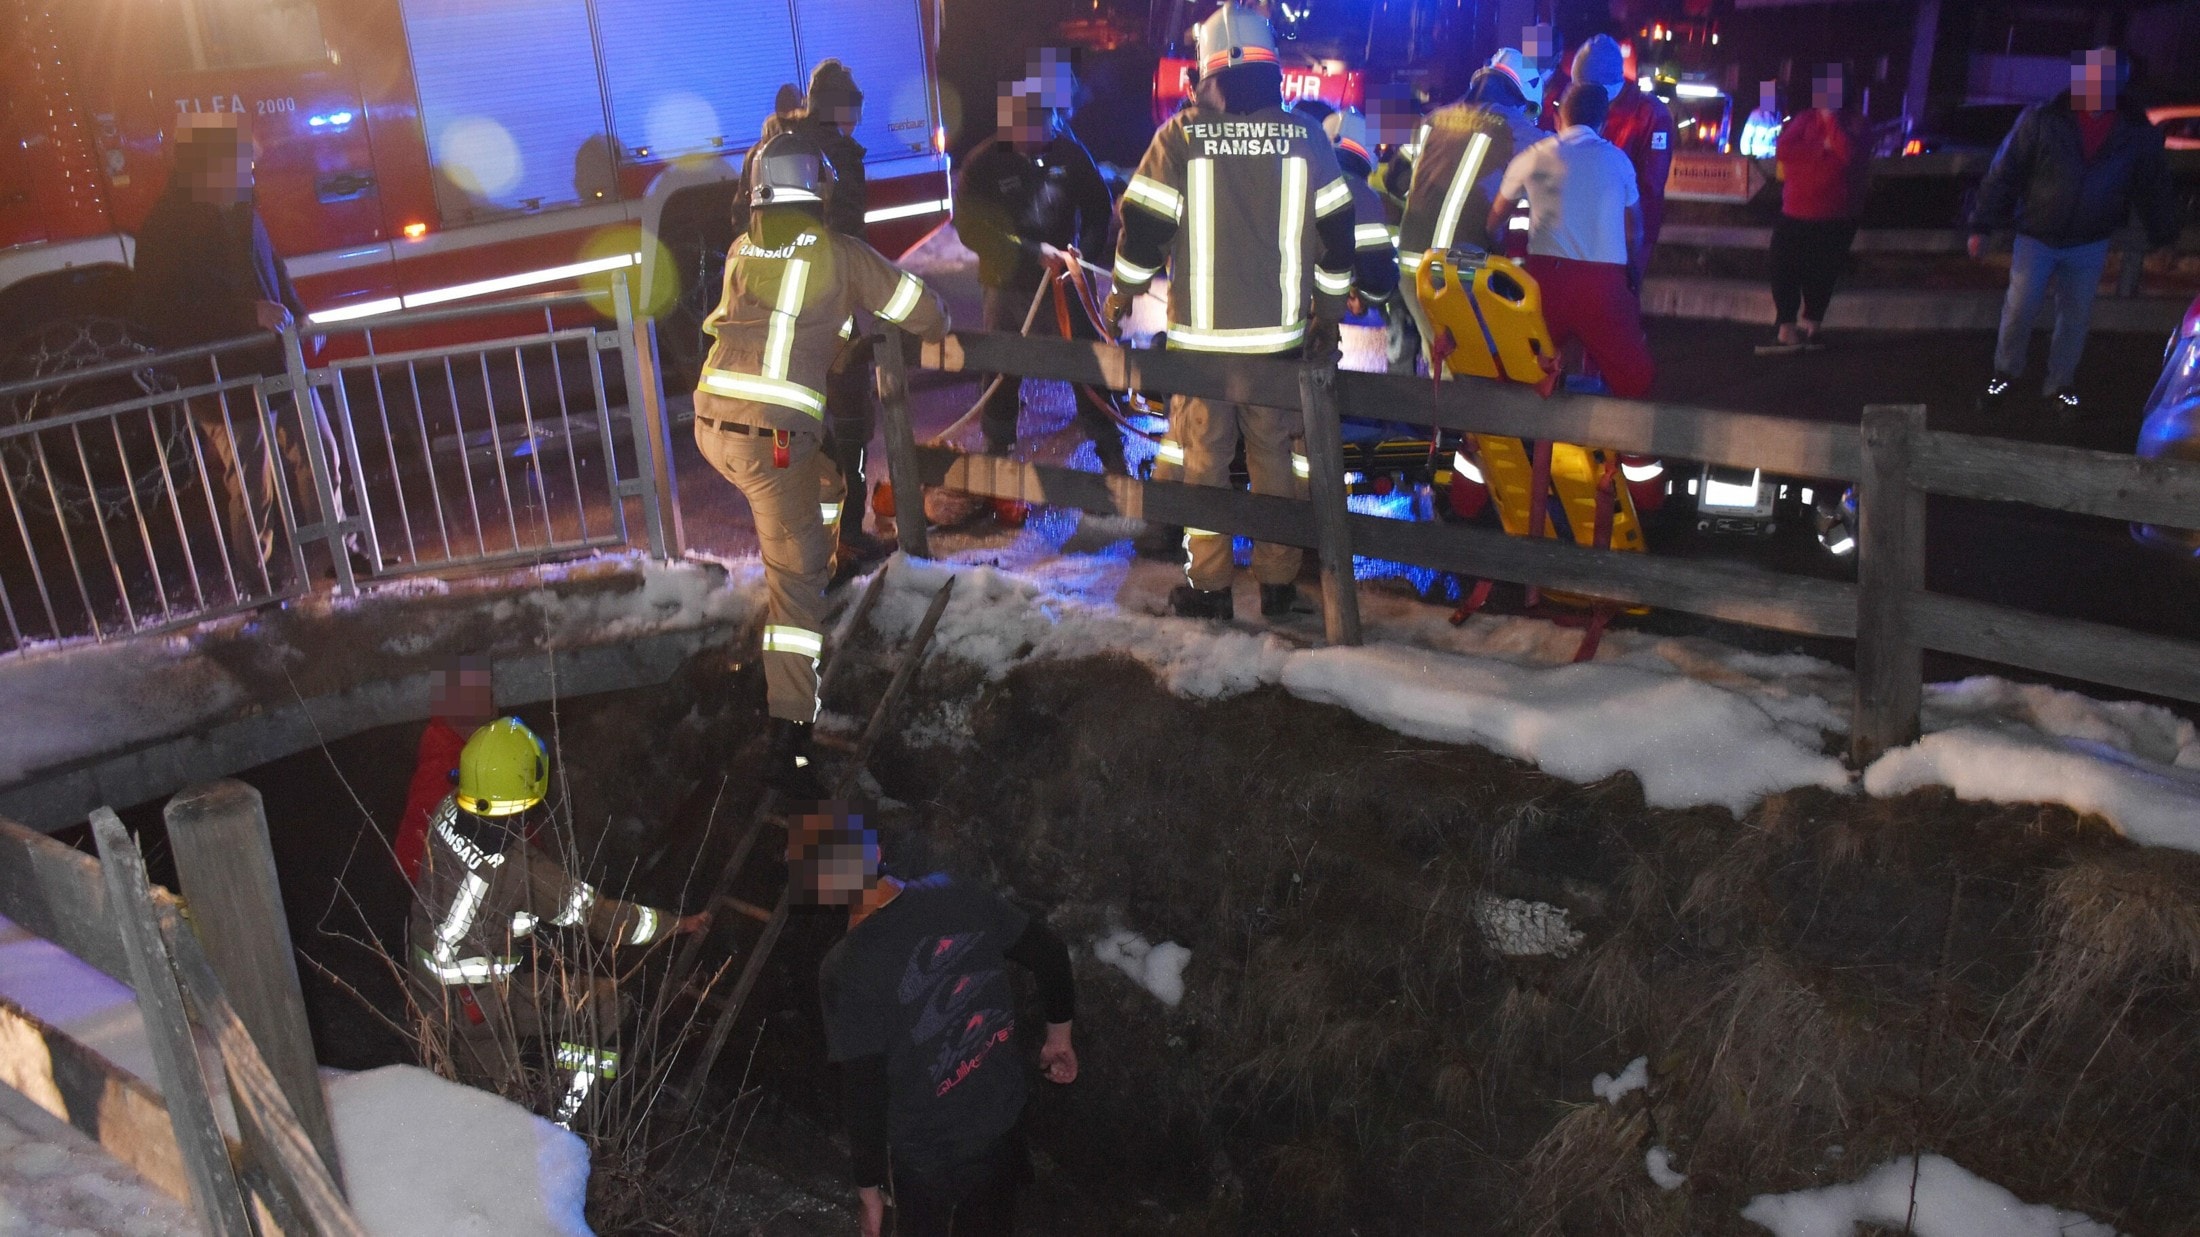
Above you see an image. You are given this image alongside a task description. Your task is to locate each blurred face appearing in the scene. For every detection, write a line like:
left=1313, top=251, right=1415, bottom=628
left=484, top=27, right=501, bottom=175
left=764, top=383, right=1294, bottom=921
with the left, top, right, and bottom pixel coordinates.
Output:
left=2072, top=49, right=2118, bottom=112
left=1812, top=70, right=1843, bottom=112
left=1522, top=23, right=1555, bottom=71
left=786, top=811, right=880, bottom=906
left=825, top=100, right=863, bottom=131
left=999, top=91, right=1054, bottom=153
left=178, top=115, right=255, bottom=203
left=431, top=660, right=495, bottom=728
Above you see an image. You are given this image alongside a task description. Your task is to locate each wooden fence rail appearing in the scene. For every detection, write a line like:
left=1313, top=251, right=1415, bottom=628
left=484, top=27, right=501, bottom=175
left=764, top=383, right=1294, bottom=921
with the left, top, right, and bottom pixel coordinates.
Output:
left=885, top=329, right=2200, bottom=764
left=0, top=798, right=362, bottom=1235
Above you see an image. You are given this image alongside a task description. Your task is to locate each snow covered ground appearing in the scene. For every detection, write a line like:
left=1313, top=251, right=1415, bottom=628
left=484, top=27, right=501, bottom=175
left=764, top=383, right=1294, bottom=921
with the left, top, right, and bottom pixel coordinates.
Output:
left=863, top=525, right=2200, bottom=853
left=1740, top=1154, right=2120, bottom=1237
left=0, top=1085, right=193, bottom=1236
left=0, top=554, right=762, bottom=794
left=0, top=916, right=595, bottom=1235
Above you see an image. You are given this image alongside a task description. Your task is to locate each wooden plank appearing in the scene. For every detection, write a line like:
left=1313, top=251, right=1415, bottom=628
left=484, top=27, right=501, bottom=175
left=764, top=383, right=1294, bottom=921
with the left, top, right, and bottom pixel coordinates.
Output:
left=916, top=446, right=1319, bottom=549
left=1852, top=406, right=1927, bottom=765
left=0, top=816, right=131, bottom=985
left=1912, top=430, right=2200, bottom=530
left=1297, top=363, right=1362, bottom=646
left=160, top=908, right=368, bottom=1237
left=1912, top=593, right=2200, bottom=706
left=164, top=781, right=343, bottom=1190
left=87, top=809, right=254, bottom=1237
left=0, top=993, right=199, bottom=1209
left=1346, top=515, right=1859, bottom=639
left=875, top=328, right=931, bottom=559
left=923, top=331, right=1864, bottom=480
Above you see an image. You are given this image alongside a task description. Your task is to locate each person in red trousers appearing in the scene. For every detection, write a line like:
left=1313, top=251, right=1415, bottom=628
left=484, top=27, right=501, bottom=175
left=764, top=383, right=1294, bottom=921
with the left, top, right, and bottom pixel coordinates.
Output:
left=394, top=658, right=495, bottom=884
left=1488, top=83, right=1654, bottom=399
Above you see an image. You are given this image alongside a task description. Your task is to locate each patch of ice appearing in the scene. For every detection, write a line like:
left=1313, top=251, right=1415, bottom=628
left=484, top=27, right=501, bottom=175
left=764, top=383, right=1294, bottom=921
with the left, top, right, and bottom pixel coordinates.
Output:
left=1473, top=895, right=1585, bottom=958
left=1646, top=1145, right=1687, bottom=1190
left=1592, top=1056, right=1649, bottom=1105
left=330, top=1064, right=593, bottom=1237
left=1739, top=1154, right=2120, bottom=1237
left=1093, top=930, right=1191, bottom=1007
left=1283, top=644, right=1852, bottom=814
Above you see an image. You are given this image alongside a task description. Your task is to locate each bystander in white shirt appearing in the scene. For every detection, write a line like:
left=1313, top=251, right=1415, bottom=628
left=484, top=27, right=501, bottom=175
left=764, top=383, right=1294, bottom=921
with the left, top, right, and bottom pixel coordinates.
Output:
left=1494, top=126, right=1640, bottom=266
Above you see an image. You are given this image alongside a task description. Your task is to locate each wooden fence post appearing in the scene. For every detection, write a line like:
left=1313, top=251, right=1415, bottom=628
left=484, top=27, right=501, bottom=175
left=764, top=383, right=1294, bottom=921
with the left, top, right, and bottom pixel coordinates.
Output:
left=875, top=328, right=931, bottom=559
left=1851, top=404, right=1927, bottom=766
left=164, top=781, right=344, bottom=1191
left=1297, top=362, right=1363, bottom=646
left=87, top=809, right=255, bottom=1237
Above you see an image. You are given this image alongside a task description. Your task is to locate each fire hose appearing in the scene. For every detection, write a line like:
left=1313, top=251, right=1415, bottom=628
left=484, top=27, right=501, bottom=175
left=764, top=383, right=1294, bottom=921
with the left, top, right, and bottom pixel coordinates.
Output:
left=926, top=248, right=1167, bottom=448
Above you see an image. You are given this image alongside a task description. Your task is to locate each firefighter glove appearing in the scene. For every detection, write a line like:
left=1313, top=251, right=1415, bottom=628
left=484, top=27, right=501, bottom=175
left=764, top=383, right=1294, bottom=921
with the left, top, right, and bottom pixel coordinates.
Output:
left=1304, top=316, right=1342, bottom=363
left=1102, top=290, right=1136, bottom=338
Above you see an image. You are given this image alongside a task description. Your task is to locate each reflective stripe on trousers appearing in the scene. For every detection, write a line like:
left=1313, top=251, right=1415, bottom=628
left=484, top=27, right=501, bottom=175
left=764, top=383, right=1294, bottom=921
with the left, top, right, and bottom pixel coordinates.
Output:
left=1170, top=393, right=1304, bottom=591
left=695, top=424, right=837, bottom=723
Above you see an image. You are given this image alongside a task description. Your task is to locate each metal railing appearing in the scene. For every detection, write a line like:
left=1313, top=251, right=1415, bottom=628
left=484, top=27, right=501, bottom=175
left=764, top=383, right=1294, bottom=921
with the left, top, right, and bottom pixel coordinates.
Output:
left=0, top=272, right=678, bottom=654
left=0, top=328, right=317, bottom=650
left=312, top=272, right=680, bottom=582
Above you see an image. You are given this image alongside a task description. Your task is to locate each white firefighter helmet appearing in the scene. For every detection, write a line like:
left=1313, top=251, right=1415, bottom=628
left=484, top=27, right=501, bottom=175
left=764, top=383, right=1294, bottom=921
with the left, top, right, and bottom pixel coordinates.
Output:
left=1486, top=47, right=1547, bottom=111
left=1323, top=108, right=1372, bottom=165
left=750, top=132, right=831, bottom=208
left=1195, top=4, right=1279, bottom=78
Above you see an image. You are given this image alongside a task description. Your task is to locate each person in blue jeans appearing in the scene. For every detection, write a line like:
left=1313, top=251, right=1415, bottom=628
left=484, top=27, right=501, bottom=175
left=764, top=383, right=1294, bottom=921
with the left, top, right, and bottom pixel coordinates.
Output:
left=1969, top=47, right=2177, bottom=422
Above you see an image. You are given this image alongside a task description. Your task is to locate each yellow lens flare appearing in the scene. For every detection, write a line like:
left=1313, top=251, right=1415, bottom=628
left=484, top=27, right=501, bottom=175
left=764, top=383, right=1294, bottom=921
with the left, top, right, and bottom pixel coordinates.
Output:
left=578, top=224, right=679, bottom=321
left=434, top=116, right=523, bottom=198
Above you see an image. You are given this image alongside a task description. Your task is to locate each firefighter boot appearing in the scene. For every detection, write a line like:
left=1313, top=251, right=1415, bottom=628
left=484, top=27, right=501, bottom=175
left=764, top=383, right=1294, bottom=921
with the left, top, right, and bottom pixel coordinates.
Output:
left=1169, top=585, right=1234, bottom=621
left=766, top=719, right=826, bottom=800
left=1261, top=582, right=1314, bottom=619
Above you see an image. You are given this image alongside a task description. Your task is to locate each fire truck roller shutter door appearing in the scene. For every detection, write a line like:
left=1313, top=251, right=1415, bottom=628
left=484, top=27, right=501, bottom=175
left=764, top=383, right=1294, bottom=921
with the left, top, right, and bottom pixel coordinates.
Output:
left=789, top=0, right=939, bottom=160
left=594, top=0, right=800, bottom=162
left=400, top=0, right=611, bottom=219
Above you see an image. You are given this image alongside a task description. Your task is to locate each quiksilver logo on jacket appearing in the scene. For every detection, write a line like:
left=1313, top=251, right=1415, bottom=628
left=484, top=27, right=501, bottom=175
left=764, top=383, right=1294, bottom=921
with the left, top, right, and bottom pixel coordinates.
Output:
left=1185, top=120, right=1303, bottom=156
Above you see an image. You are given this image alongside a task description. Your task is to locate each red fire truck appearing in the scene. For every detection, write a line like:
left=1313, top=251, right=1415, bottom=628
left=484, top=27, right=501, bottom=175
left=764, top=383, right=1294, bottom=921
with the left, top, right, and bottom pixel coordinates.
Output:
left=0, top=0, right=950, bottom=356
left=1150, top=54, right=1365, bottom=126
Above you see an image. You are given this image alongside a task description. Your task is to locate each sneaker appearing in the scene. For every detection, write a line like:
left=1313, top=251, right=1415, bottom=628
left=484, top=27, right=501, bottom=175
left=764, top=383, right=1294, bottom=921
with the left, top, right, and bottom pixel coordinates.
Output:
left=2050, top=387, right=2082, bottom=425
left=764, top=718, right=825, bottom=800
left=1977, top=373, right=2017, bottom=412
left=1168, top=584, right=1234, bottom=621
left=1260, top=582, right=1314, bottom=618
left=1754, top=324, right=1805, bottom=357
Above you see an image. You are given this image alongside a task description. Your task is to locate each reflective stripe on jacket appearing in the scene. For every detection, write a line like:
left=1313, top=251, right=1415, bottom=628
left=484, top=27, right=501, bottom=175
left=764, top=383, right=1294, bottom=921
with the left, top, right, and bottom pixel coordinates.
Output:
left=1395, top=99, right=1544, bottom=273
left=1112, top=106, right=1356, bottom=355
left=407, top=795, right=673, bottom=986
left=694, top=214, right=951, bottom=433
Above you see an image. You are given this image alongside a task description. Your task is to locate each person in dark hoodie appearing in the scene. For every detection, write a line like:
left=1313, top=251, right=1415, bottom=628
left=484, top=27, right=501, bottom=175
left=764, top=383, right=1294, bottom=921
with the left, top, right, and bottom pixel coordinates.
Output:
left=1971, top=47, right=2177, bottom=421
left=955, top=70, right=1124, bottom=471
left=132, top=112, right=354, bottom=579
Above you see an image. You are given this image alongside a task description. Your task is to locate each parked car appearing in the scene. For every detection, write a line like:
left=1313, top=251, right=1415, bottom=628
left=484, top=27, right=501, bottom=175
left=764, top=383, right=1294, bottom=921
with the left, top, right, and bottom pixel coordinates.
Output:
left=2133, top=293, right=2200, bottom=555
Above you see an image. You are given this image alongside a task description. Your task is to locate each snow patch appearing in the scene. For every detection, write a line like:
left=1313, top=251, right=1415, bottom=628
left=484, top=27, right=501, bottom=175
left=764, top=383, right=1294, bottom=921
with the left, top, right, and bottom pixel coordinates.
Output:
left=1864, top=677, right=2200, bottom=851
left=1093, top=930, right=1191, bottom=1007
left=1645, top=1145, right=1688, bottom=1191
left=1282, top=644, right=1852, bottom=814
left=1592, top=1056, right=1649, bottom=1105
left=1473, top=895, right=1586, bottom=957
left=1739, top=1154, right=2120, bottom=1237
left=331, top=1064, right=593, bottom=1237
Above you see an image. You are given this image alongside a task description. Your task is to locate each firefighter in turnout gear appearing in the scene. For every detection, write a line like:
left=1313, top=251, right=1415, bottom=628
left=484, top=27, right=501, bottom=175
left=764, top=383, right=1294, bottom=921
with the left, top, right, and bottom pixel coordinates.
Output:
left=1104, top=3, right=1357, bottom=621
left=1324, top=108, right=1400, bottom=307
left=1396, top=48, right=1548, bottom=369
left=694, top=133, right=949, bottom=792
left=408, top=719, right=707, bottom=1126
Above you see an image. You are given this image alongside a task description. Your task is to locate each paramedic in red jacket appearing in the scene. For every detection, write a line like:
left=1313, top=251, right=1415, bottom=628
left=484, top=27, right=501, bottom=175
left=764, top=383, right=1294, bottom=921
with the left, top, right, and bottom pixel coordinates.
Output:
left=1566, top=36, right=1674, bottom=291
left=395, top=659, right=496, bottom=884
